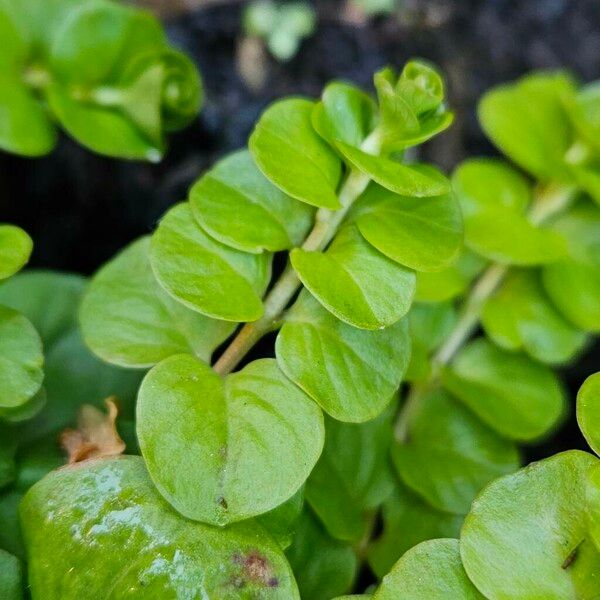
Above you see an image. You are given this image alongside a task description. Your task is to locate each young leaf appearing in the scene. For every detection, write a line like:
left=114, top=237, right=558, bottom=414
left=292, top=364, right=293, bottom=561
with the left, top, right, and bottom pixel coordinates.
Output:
left=305, top=406, right=396, bottom=541
left=336, top=143, right=450, bottom=198
left=249, top=98, right=342, bottom=209
left=349, top=184, right=462, bottom=272
left=190, top=149, right=314, bottom=253
left=276, top=291, right=410, bottom=422
left=0, top=548, right=22, bottom=600
left=478, top=72, right=575, bottom=181
left=374, top=539, right=484, bottom=600
left=150, top=202, right=271, bottom=322
left=291, top=225, right=415, bottom=330
left=461, top=451, right=600, bottom=600
left=312, top=82, right=377, bottom=148
left=137, top=355, right=324, bottom=525
left=21, top=456, right=300, bottom=598
left=286, top=510, right=357, bottom=600
left=0, top=306, right=44, bottom=411
left=80, top=237, right=234, bottom=368
left=482, top=270, right=587, bottom=364
left=577, top=373, right=600, bottom=456
left=392, top=389, right=520, bottom=515
left=0, top=225, right=32, bottom=281
left=441, top=338, right=565, bottom=441
left=368, top=482, right=463, bottom=578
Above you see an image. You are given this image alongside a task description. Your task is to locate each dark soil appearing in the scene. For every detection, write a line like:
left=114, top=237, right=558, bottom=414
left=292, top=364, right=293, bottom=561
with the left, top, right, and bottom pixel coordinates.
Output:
left=1, top=0, right=599, bottom=454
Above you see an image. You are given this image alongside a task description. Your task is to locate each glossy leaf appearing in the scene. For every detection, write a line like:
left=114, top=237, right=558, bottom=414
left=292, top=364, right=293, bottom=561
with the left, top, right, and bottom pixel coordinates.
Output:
left=190, top=150, right=314, bottom=253
left=80, top=237, right=234, bottom=368
left=305, top=406, right=395, bottom=541
left=336, top=142, right=450, bottom=198
left=0, top=388, right=46, bottom=424
left=368, top=482, right=463, bottom=578
left=249, top=98, right=342, bottom=209
left=312, top=81, right=377, bottom=148
left=478, top=72, right=575, bottom=181
left=286, top=510, right=357, bottom=600
left=137, top=355, right=324, bottom=525
left=461, top=451, right=600, bottom=600
left=150, top=202, right=271, bottom=322
left=0, top=306, right=44, bottom=410
left=0, top=225, right=32, bottom=281
left=442, top=338, right=564, bottom=441
left=276, top=291, right=410, bottom=422
left=393, top=389, right=519, bottom=514
left=350, top=183, right=462, bottom=272
left=586, top=462, right=600, bottom=552
left=257, top=488, right=304, bottom=550
left=0, top=548, right=22, bottom=600
left=577, top=373, right=600, bottom=456
left=482, top=270, right=587, bottom=364
left=291, top=225, right=415, bottom=329
left=374, top=539, right=484, bottom=600
left=21, top=455, right=300, bottom=598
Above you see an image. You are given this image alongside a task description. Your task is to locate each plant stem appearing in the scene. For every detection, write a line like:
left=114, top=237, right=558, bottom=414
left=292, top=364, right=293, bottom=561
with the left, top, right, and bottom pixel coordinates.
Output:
left=394, top=181, right=576, bottom=442
left=213, top=132, right=381, bottom=376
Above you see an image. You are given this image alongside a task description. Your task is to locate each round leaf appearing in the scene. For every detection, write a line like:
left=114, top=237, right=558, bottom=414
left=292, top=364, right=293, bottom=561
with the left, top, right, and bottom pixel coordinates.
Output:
left=190, top=149, right=314, bottom=253
left=577, top=373, right=600, bottom=456
left=0, top=225, right=32, bottom=281
left=374, top=539, right=484, bottom=600
left=393, top=389, right=519, bottom=515
left=80, top=237, right=234, bottom=368
left=150, top=202, right=271, bottom=322
left=276, top=291, right=410, bottom=422
left=249, top=98, right=342, bottom=209
left=291, top=225, right=415, bottom=329
left=0, top=548, right=22, bottom=600
left=21, top=455, right=300, bottom=598
left=137, top=355, right=324, bottom=525
left=351, top=183, right=462, bottom=272
left=441, top=338, right=564, bottom=441
left=461, top=451, right=600, bottom=600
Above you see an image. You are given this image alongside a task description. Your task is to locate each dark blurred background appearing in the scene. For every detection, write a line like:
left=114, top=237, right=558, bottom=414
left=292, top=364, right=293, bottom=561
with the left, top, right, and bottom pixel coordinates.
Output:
left=0, top=0, right=599, bottom=455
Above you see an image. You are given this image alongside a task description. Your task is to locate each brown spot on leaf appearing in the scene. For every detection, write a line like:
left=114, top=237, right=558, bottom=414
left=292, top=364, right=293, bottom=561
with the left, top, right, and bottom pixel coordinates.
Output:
left=60, top=397, right=126, bottom=464
left=230, top=549, right=278, bottom=588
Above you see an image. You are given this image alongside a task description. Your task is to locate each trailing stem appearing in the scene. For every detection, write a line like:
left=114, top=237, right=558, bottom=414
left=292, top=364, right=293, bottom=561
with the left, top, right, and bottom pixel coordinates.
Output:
left=394, top=181, right=576, bottom=441
left=213, top=131, right=381, bottom=375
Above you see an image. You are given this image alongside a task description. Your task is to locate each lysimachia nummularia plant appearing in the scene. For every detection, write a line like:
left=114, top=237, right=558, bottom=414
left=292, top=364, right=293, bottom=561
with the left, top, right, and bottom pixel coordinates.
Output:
left=3, top=58, right=600, bottom=599
left=0, top=0, right=202, bottom=160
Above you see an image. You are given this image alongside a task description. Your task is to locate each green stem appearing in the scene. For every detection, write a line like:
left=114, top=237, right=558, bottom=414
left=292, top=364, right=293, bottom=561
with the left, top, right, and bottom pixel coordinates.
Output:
left=394, top=181, right=576, bottom=442
left=212, top=130, right=381, bottom=376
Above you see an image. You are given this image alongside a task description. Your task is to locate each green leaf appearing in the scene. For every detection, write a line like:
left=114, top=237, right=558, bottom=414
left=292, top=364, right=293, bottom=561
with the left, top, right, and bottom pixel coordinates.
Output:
left=567, top=81, right=600, bottom=153
left=374, top=539, right=484, bottom=600
left=15, top=438, right=63, bottom=492
left=0, top=491, right=24, bottom=559
left=190, top=150, right=314, bottom=253
left=586, top=463, right=600, bottom=551
left=577, top=373, right=600, bottom=457
left=137, top=355, right=324, bottom=525
left=0, top=225, right=32, bottom=281
left=368, top=481, right=463, bottom=578
left=336, top=143, right=450, bottom=197
left=305, top=405, right=395, bottom=542
left=0, top=270, right=85, bottom=346
left=0, top=388, right=46, bottom=424
left=0, top=306, right=43, bottom=410
left=482, top=270, right=587, bottom=364
left=453, top=159, right=566, bottom=265
left=350, top=183, right=462, bottom=272
left=21, top=455, right=300, bottom=598
left=0, top=427, right=16, bottom=490
left=291, top=225, right=415, bottom=329
left=441, top=338, right=564, bottom=441
left=478, top=72, right=576, bottom=181
left=80, top=237, right=234, bottom=368
left=0, top=548, right=22, bottom=600
left=461, top=451, right=600, bottom=600
left=286, top=510, right=357, bottom=600
left=392, top=389, right=519, bottom=515
left=17, top=328, right=141, bottom=446
left=249, top=98, right=342, bottom=209
left=312, top=82, right=377, bottom=148
left=542, top=200, right=600, bottom=332
left=276, top=291, right=410, bottom=422
left=150, top=202, right=271, bottom=322
left=257, top=488, right=305, bottom=550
